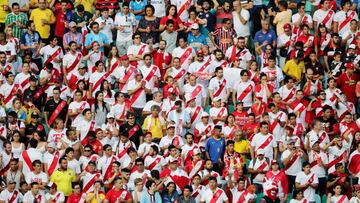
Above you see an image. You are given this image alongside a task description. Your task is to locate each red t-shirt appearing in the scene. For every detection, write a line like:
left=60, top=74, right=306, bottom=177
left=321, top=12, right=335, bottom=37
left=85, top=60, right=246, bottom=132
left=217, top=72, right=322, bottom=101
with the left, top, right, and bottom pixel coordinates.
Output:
left=66, top=192, right=82, bottom=203
left=105, top=189, right=132, bottom=203
left=337, top=72, right=359, bottom=104
left=89, top=140, right=103, bottom=154
left=232, top=110, right=248, bottom=128
left=163, top=84, right=179, bottom=99
left=160, top=16, right=182, bottom=30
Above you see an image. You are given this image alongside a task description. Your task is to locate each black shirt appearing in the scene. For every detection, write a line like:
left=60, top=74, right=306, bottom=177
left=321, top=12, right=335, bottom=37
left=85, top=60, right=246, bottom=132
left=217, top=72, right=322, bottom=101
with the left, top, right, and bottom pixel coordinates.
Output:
left=44, top=99, right=68, bottom=123
left=306, top=61, right=324, bottom=76
left=25, top=122, right=46, bottom=139
left=23, top=87, right=45, bottom=110
left=119, top=122, right=143, bottom=148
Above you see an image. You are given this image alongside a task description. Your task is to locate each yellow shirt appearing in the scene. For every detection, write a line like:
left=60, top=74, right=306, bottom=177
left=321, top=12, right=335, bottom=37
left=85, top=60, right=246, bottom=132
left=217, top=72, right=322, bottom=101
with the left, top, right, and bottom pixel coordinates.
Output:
left=30, top=0, right=52, bottom=7
left=0, top=0, right=9, bottom=23
left=142, top=116, right=166, bottom=139
left=74, top=0, right=94, bottom=13
left=283, top=59, right=305, bottom=81
left=234, top=139, right=250, bottom=163
left=50, top=169, right=76, bottom=196
left=29, top=8, right=55, bottom=39
left=86, top=192, right=105, bottom=203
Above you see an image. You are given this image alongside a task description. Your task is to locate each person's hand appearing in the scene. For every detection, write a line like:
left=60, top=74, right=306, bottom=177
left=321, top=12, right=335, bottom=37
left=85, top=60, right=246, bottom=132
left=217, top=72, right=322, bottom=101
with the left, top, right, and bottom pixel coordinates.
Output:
left=41, top=19, right=48, bottom=25
left=327, top=193, right=332, bottom=198
left=262, top=41, right=268, bottom=46
left=146, top=27, right=151, bottom=33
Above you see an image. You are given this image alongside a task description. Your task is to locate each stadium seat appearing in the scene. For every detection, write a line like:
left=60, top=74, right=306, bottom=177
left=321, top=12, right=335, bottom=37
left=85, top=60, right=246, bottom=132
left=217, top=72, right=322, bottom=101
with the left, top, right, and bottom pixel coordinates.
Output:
left=255, top=193, right=264, bottom=203
left=315, top=194, right=321, bottom=203
left=322, top=194, right=327, bottom=203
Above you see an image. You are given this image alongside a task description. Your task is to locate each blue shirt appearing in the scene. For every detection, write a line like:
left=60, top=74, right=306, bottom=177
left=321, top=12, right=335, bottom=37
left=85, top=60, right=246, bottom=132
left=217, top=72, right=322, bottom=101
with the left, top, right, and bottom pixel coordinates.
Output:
left=130, top=0, right=146, bottom=21
left=254, top=29, right=277, bottom=51
left=84, top=32, right=109, bottom=52
left=162, top=191, right=180, bottom=203
left=140, top=191, right=162, bottom=203
left=205, top=137, right=226, bottom=164
left=187, top=32, right=207, bottom=52
left=20, top=31, right=41, bottom=59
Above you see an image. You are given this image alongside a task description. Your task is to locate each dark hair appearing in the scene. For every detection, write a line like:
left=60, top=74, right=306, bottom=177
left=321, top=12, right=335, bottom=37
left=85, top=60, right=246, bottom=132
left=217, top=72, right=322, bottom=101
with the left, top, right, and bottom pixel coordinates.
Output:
left=302, top=161, right=310, bottom=168
left=122, top=2, right=129, bottom=7
left=82, top=108, right=91, bottom=116
left=29, top=139, right=38, bottom=148
left=135, top=158, right=144, bottom=164
left=132, top=32, right=141, bottom=39
left=99, top=80, right=112, bottom=100
left=222, top=18, right=231, bottom=24
left=150, top=145, right=159, bottom=154
left=32, top=160, right=41, bottom=167
left=260, top=121, right=268, bottom=128
left=166, top=19, right=175, bottom=26
left=65, top=147, right=74, bottom=155
left=145, top=179, right=155, bottom=189
left=59, top=157, right=67, bottom=164
left=209, top=176, right=217, bottom=182
left=11, top=2, right=19, bottom=8
left=145, top=4, right=155, bottom=15
left=30, top=182, right=39, bottom=188
left=90, top=22, right=99, bottom=29
left=166, top=5, right=178, bottom=17
left=184, top=185, right=193, bottom=192
left=227, top=140, right=235, bottom=146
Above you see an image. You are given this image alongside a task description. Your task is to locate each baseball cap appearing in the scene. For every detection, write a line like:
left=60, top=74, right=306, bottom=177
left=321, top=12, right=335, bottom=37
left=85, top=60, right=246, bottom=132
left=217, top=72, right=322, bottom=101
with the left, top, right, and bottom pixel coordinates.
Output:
left=349, top=44, right=356, bottom=49
left=167, top=124, right=176, bottom=129
left=168, top=157, right=178, bottom=164
left=31, top=112, right=39, bottom=118
left=271, top=160, right=279, bottom=165
left=257, top=149, right=265, bottom=155
left=201, top=112, right=209, bottom=118
left=213, top=97, right=221, bottom=102
left=346, top=62, right=355, bottom=70
left=190, top=23, right=199, bottom=30
left=68, top=21, right=76, bottom=28
left=46, top=182, right=57, bottom=189
left=106, top=113, right=114, bottom=119
left=47, top=142, right=56, bottom=149
left=283, top=23, right=291, bottom=30
left=120, top=55, right=129, bottom=60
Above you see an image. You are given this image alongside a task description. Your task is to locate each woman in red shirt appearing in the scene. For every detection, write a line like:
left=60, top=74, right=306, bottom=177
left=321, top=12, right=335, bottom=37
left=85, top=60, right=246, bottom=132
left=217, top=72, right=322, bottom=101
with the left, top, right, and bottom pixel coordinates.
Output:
left=159, top=5, right=185, bottom=32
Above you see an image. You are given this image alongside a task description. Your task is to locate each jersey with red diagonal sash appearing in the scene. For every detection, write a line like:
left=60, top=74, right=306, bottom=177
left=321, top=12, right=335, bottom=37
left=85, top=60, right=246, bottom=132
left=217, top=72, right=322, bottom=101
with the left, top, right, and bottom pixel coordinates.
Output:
left=70, top=101, right=90, bottom=125
left=90, top=51, right=104, bottom=73
left=181, top=144, right=199, bottom=166
left=264, top=170, right=289, bottom=196
left=7, top=190, right=19, bottom=203
left=173, top=46, right=193, bottom=70
left=14, top=72, right=31, bottom=90
left=81, top=172, right=102, bottom=193
left=222, top=152, right=242, bottom=177
left=43, top=47, right=62, bottom=69
left=348, top=150, right=360, bottom=176
left=140, top=65, right=160, bottom=90
left=99, top=155, right=117, bottom=181
left=91, top=61, right=119, bottom=94
left=163, top=168, right=190, bottom=194
left=269, top=111, right=286, bottom=141
left=235, top=81, right=254, bottom=107
left=328, top=146, right=347, bottom=173
left=129, top=44, right=147, bottom=67
left=118, top=66, right=136, bottom=92
left=223, top=125, right=238, bottom=140
left=303, top=80, right=322, bottom=98
left=189, top=58, right=212, bottom=81
left=64, top=52, right=82, bottom=73
left=80, top=154, right=99, bottom=171
left=210, top=77, right=227, bottom=100
left=200, top=187, right=227, bottom=203
left=315, top=9, right=334, bottom=29
left=209, top=106, right=228, bottom=125
left=340, top=121, right=358, bottom=143
left=145, top=155, right=164, bottom=172
left=337, top=11, right=357, bottom=35
left=2, top=83, right=21, bottom=107
left=192, top=185, right=205, bottom=203
left=188, top=105, right=203, bottom=125
left=249, top=158, right=269, bottom=183
left=1, top=63, right=13, bottom=75
left=0, top=152, right=13, bottom=176
left=194, top=122, right=214, bottom=145
left=21, top=150, right=34, bottom=172
left=48, top=150, right=60, bottom=176
left=116, top=141, right=132, bottom=162
left=251, top=133, right=276, bottom=160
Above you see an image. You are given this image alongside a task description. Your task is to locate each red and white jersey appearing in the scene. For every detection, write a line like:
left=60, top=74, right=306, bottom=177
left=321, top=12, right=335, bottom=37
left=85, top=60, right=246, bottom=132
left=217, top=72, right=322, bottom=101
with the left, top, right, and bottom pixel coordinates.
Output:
left=143, top=100, right=162, bottom=113
left=0, top=189, right=22, bottom=203
left=313, top=9, right=335, bottom=30
left=188, top=59, right=214, bottom=86
left=208, top=77, right=230, bottom=101
left=230, top=188, right=257, bottom=203
left=248, top=158, right=270, bottom=184
left=0, top=42, right=15, bottom=62
left=159, top=135, right=185, bottom=151
left=24, top=171, right=48, bottom=185
left=194, top=122, right=214, bottom=146
left=47, top=129, right=67, bottom=149
left=97, top=155, right=119, bottom=180
left=79, top=154, right=99, bottom=170
left=225, top=46, right=254, bottom=67
left=80, top=172, right=102, bottom=193
left=68, top=101, right=90, bottom=126
left=163, top=168, right=190, bottom=193
left=127, top=43, right=150, bottom=67
left=305, top=130, right=330, bottom=149
left=250, top=133, right=277, bottom=161
left=223, top=125, right=239, bottom=140
left=45, top=191, right=65, bottom=203
left=171, top=0, right=193, bottom=21
left=14, top=72, right=31, bottom=90
left=280, top=134, right=302, bottom=148
left=308, top=150, right=328, bottom=178
left=0, top=82, right=21, bottom=108
left=183, top=83, right=207, bottom=107
left=87, top=51, right=104, bottom=73
left=210, top=58, right=228, bottom=69
left=336, top=102, right=355, bottom=120
left=199, top=169, right=221, bottom=185
left=264, top=170, right=287, bottom=197
left=115, top=140, right=136, bottom=162
left=111, top=65, right=136, bottom=93
left=233, top=80, right=255, bottom=107
left=342, top=29, right=360, bottom=47
left=89, top=71, right=106, bottom=94
left=328, top=145, right=348, bottom=173
left=168, top=66, right=187, bottom=92
left=261, top=66, right=284, bottom=90
left=138, top=142, right=157, bottom=158
left=191, top=185, right=205, bottom=203
left=63, top=51, right=83, bottom=74
left=23, top=191, right=45, bottom=203
left=330, top=195, right=349, bottom=203
left=74, top=119, right=95, bottom=142
left=66, top=71, right=89, bottom=90
left=43, top=151, right=63, bottom=175
left=128, top=169, right=151, bottom=190
left=288, top=99, right=307, bottom=126
left=281, top=149, right=302, bottom=176
left=0, top=151, right=12, bottom=175
left=181, top=144, right=199, bottom=165
left=20, top=148, right=43, bottom=174
left=325, top=88, right=343, bottom=106
left=200, top=188, right=228, bottom=203
left=278, top=85, right=297, bottom=103
left=312, top=100, right=333, bottom=118
left=185, top=105, right=203, bottom=128
left=110, top=102, right=128, bottom=121
left=139, top=65, right=161, bottom=93
left=295, top=172, right=318, bottom=202
left=46, top=85, right=71, bottom=101
left=172, top=46, right=194, bottom=70
left=334, top=10, right=358, bottom=36
left=144, top=155, right=166, bottom=172
left=268, top=111, right=287, bottom=141
left=0, top=63, right=14, bottom=75
left=162, top=98, right=177, bottom=118
left=291, top=13, right=313, bottom=37
left=209, top=106, right=228, bottom=126
left=340, top=121, right=357, bottom=146
left=348, top=149, right=360, bottom=179
left=40, top=45, right=64, bottom=72
left=127, top=79, right=150, bottom=108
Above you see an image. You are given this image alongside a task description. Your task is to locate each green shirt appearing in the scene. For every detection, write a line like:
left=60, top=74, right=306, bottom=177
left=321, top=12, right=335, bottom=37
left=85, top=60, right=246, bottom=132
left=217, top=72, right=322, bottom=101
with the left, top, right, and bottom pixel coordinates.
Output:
left=5, top=12, right=28, bottom=39
left=74, top=11, right=93, bottom=33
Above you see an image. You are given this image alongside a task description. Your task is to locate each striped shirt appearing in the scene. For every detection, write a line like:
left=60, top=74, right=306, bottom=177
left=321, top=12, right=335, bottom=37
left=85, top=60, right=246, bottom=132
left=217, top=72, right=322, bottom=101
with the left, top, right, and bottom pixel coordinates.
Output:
left=5, top=12, right=28, bottom=39
left=213, top=27, right=236, bottom=53
left=63, top=31, right=83, bottom=50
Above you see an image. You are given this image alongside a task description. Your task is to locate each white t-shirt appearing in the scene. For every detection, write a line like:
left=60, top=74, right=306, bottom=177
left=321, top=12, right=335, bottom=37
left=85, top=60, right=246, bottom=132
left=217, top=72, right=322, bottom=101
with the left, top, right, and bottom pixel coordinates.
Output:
left=20, top=148, right=43, bottom=174
left=295, top=172, right=318, bottom=202
left=114, top=13, right=137, bottom=42
left=127, top=79, right=150, bottom=108
left=200, top=188, right=228, bottom=203
left=39, top=45, right=63, bottom=72
left=0, top=189, right=23, bottom=203
left=232, top=10, right=250, bottom=37
left=45, top=191, right=65, bottom=203
left=95, top=16, right=114, bottom=43
left=23, top=191, right=45, bottom=203
left=250, top=133, right=277, bottom=161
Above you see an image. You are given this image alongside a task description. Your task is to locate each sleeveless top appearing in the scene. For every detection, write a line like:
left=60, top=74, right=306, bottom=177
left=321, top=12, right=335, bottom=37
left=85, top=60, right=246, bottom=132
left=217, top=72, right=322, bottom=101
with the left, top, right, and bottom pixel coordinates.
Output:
left=11, top=142, right=23, bottom=159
